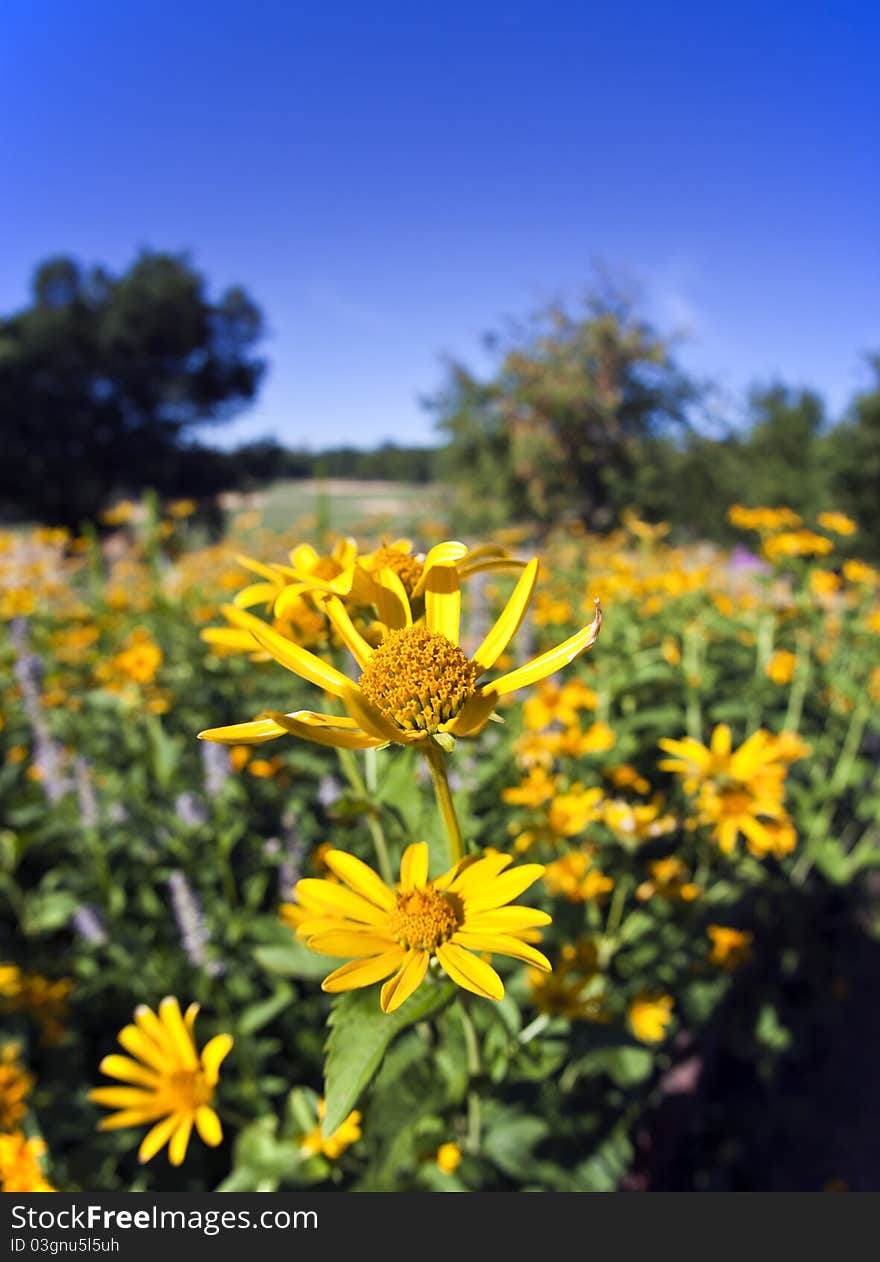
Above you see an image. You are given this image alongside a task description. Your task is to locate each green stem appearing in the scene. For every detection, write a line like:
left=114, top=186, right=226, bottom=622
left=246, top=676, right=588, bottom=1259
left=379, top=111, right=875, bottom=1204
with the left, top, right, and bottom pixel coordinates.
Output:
left=459, top=1000, right=482, bottom=1154
left=781, top=632, right=810, bottom=734
left=745, top=613, right=775, bottom=733
left=683, top=622, right=703, bottom=741
left=335, top=747, right=394, bottom=884
left=791, top=700, right=870, bottom=885
left=423, top=740, right=464, bottom=865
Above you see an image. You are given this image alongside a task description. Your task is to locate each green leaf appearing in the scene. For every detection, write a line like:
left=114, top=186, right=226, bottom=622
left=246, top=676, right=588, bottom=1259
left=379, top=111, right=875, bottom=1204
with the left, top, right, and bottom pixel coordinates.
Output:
left=254, top=938, right=336, bottom=981
left=323, top=978, right=455, bottom=1134
left=23, top=889, right=79, bottom=934
left=237, top=983, right=295, bottom=1035
left=483, top=1106, right=549, bottom=1178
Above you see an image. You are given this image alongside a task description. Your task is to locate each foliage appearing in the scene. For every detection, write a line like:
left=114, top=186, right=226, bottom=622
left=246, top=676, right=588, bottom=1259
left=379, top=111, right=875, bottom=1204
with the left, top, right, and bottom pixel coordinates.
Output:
left=0, top=252, right=265, bottom=526
left=432, top=287, right=698, bottom=531
left=1, top=494, right=878, bottom=1192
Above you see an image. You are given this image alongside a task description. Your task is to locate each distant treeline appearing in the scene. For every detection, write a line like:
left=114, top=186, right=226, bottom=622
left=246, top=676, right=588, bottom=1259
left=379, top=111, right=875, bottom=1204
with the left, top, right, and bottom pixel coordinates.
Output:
left=2, top=252, right=878, bottom=556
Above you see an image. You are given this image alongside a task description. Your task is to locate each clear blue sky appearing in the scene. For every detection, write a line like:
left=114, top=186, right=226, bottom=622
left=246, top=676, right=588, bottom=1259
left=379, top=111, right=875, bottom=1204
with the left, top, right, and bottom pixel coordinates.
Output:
left=2, top=0, right=878, bottom=449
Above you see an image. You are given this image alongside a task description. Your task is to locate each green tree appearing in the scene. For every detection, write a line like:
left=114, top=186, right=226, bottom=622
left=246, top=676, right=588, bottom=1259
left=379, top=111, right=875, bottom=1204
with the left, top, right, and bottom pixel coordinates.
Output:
left=739, top=384, right=829, bottom=516
left=0, top=252, right=265, bottom=525
left=827, top=356, right=880, bottom=555
left=430, top=289, right=698, bottom=531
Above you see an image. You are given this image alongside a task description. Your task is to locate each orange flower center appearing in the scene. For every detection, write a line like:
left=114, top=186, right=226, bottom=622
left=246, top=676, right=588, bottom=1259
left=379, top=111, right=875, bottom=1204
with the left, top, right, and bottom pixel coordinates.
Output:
left=312, top=556, right=344, bottom=581
left=389, top=887, right=462, bottom=951
left=155, top=1068, right=213, bottom=1114
left=358, top=625, right=477, bottom=732
left=369, top=548, right=424, bottom=596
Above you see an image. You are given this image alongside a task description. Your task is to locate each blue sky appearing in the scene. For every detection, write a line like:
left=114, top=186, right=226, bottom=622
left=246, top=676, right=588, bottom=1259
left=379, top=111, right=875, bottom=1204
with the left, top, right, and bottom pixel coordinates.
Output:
left=2, top=0, right=878, bottom=449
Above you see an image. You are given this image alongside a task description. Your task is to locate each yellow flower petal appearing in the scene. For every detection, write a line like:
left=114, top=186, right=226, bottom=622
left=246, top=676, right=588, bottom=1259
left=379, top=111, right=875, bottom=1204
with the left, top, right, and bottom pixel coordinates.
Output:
left=243, top=615, right=353, bottom=697
left=294, top=879, right=388, bottom=924
left=324, top=850, right=396, bottom=910
left=200, top=1034, right=233, bottom=1087
left=168, top=1114, right=194, bottom=1166
left=89, top=1087, right=160, bottom=1109
left=411, top=542, right=469, bottom=597
left=340, top=685, right=404, bottom=745
left=117, top=1024, right=167, bottom=1073
left=464, top=906, right=552, bottom=932
left=321, top=950, right=407, bottom=993
left=445, top=689, right=499, bottom=737
left=471, top=558, right=540, bottom=675
left=451, top=931, right=551, bottom=971
left=97, top=1055, right=161, bottom=1088
left=134, top=1005, right=177, bottom=1057
left=380, top=951, right=429, bottom=1013
left=232, top=582, right=279, bottom=609
left=323, top=597, right=375, bottom=670
left=424, top=564, right=461, bottom=645
left=305, top=930, right=400, bottom=957
left=268, top=712, right=384, bottom=750
left=461, top=864, right=545, bottom=913
left=197, top=716, right=289, bottom=745
left=436, top=943, right=504, bottom=1000
left=490, top=601, right=602, bottom=696
left=158, top=997, right=199, bottom=1070
left=97, top=1109, right=161, bottom=1131
left=445, top=851, right=514, bottom=893
left=399, top=842, right=429, bottom=891
left=194, top=1106, right=223, bottom=1148
left=373, top=567, right=412, bottom=630
left=138, top=1113, right=179, bottom=1164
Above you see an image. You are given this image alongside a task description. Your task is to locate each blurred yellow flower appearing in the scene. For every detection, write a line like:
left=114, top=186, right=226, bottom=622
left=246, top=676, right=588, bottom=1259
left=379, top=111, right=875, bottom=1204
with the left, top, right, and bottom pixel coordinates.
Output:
left=90, top=997, right=233, bottom=1166
left=543, top=850, right=613, bottom=902
left=817, top=511, right=857, bottom=535
left=300, top=1098, right=362, bottom=1160
left=435, top=1141, right=462, bottom=1173
left=0, top=1045, right=33, bottom=1131
left=707, top=925, right=753, bottom=971
left=0, top=1132, right=54, bottom=1192
left=628, top=992, right=674, bottom=1044
left=766, top=649, right=797, bottom=685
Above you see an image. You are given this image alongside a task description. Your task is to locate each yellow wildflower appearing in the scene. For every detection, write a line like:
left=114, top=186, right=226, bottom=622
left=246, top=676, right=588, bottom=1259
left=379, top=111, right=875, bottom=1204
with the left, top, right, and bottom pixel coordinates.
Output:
left=293, top=843, right=550, bottom=1012
left=817, top=511, right=857, bottom=535
left=0, top=1045, right=33, bottom=1131
left=628, top=993, right=674, bottom=1044
left=200, top=545, right=602, bottom=754
left=435, top=1141, right=462, bottom=1173
left=90, top=998, right=233, bottom=1166
left=0, top=1132, right=54, bottom=1192
left=300, top=1098, right=362, bottom=1160
left=766, top=650, right=797, bottom=685
left=707, top=926, right=754, bottom=971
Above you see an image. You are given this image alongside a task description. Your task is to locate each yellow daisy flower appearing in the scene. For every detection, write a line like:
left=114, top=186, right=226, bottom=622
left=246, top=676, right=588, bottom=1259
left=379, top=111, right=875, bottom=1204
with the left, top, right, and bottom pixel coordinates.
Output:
left=435, top=1141, right=463, bottom=1173
left=299, top=1097, right=362, bottom=1160
left=89, top=997, right=233, bottom=1166
left=628, top=992, right=674, bottom=1044
left=0, top=1132, right=54, bottom=1192
left=293, top=842, right=551, bottom=1012
left=658, top=724, right=786, bottom=795
left=198, top=544, right=602, bottom=753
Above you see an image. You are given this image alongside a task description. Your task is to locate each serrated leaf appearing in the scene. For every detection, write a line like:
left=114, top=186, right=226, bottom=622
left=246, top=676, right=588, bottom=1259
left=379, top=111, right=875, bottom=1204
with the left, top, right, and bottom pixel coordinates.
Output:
left=323, top=979, right=455, bottom=1134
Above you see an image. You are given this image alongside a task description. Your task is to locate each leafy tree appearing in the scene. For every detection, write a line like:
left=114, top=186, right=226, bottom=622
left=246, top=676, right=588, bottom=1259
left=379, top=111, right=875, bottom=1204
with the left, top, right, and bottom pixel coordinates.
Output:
left=827, top=356, right=880, bottom=555
left=739, top=385, right=829, bottom=517
left=0, top=252, right=265, bottom=525
left=430, top=289, right=699, bottom=531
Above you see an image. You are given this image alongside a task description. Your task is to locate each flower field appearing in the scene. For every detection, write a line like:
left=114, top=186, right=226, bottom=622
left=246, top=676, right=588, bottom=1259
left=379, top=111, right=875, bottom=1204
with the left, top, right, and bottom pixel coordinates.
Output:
left=1, top=494, right=879, bottom=1192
